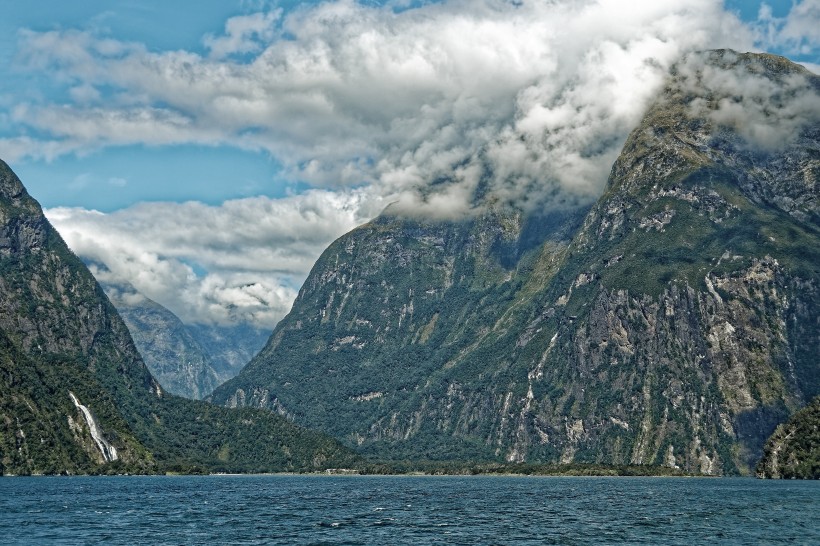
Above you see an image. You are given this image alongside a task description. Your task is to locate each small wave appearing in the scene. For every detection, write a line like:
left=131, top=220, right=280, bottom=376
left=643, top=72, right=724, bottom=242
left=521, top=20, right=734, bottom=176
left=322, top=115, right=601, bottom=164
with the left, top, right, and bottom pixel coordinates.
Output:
left=317, top=521, right=343, bottom=528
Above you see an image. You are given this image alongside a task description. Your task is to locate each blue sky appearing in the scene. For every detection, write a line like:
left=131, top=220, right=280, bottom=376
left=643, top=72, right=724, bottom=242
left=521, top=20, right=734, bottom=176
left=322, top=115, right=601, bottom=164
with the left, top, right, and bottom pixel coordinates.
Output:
left=1, top=1, right=292, bottom=209
left=0, top=0, right=817, bottom=327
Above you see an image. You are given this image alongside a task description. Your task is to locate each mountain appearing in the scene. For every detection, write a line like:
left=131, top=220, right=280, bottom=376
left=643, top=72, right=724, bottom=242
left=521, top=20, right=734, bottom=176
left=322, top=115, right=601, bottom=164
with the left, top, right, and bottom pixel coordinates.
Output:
left=756, top=395, right=820, bottom=479
left=103, top=282, right=267, bottom=399
left=187, top=322, right=268, bottom=383
left=0, top=159, right=359, bottom=475
left=211, top=205, right=587, bottom=461
left=103, top=284, right=221, bottom=399
left=211, top=50, right=820, bottom=475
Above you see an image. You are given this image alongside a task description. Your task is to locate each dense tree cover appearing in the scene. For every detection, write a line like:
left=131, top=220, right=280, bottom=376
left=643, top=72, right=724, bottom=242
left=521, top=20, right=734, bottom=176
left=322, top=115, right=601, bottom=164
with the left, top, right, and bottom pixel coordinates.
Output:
left=135, top=396, right=361, bottom=474
left=757, top=397, right=820, bottom=480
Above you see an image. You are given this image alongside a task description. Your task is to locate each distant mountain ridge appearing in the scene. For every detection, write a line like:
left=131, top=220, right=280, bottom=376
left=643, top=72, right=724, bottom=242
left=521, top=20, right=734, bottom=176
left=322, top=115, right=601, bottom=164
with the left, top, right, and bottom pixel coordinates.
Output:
left=102, top=280, right=267, bottom=399
left=0, top=159, right=359, bottom=475
left=211, top=50, right=820, bottom=475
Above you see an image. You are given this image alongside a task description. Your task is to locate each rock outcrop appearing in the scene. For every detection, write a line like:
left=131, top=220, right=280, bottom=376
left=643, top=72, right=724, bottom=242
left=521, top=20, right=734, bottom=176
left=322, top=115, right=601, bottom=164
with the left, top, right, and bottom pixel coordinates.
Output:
left=104, top=282, right=266, bottom=399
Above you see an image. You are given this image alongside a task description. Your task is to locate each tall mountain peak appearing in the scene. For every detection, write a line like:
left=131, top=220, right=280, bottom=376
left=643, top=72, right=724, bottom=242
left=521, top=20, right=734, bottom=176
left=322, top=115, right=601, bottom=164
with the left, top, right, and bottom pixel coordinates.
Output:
left=212, top=51, right=819, bottom=474
left=0, top=160, right=29, bottom=202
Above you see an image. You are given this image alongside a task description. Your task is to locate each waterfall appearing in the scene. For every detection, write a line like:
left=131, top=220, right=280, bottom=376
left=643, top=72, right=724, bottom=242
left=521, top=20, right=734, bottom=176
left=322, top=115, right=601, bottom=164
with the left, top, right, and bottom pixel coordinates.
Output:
left=68, top=392, right=119, bottom=462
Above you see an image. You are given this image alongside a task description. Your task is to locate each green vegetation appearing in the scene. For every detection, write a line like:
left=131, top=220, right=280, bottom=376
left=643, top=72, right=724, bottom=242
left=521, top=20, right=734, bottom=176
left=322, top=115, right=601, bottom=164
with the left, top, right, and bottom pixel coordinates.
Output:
left=136, top=396, right=361, bottom=474
left=356, top=460, right=693, bottom=477
left=3, top=51, right=819, bottom=477
left=212, top=207, right=581, bottom=462
left=756, top=396, right=820, bottom=479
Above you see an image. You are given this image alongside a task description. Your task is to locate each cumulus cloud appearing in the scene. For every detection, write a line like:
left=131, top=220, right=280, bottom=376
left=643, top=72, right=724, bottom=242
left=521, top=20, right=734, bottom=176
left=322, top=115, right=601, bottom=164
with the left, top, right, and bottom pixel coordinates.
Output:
left=10, top=0, right=756, bottom=215
left=45, top=189, right=381, bottom=327
left=204, top=10, right=282, bottom=59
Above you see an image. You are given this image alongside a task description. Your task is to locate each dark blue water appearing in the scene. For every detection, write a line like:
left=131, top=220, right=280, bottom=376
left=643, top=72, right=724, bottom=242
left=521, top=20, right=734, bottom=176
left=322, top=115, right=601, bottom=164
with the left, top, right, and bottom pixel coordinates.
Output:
left=0, top=475, right=817, bottom=545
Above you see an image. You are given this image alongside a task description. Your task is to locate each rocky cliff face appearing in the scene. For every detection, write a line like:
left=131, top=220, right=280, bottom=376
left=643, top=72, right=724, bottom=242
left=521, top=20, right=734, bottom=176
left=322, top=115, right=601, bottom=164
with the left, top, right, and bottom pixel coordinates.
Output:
left=186, top=322, right=268, bottom=382
left=0, top=160, right=359, bottom=475
left=213, top=205, right=586, bottom=459
left=0, top=161, right=156, bottom=473
left=212, top=51, right=819, bottom=474
left=111, top=289, right=221, bottom=399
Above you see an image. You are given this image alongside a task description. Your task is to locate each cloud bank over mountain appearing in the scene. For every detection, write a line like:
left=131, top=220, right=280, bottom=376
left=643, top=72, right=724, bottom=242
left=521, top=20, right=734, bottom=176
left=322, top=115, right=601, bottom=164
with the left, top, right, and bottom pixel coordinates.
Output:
left=47, top=190, right=377, bottom=327
left=9, top=0, right=819, bottom=327
left=8, top=1, right=755, bottom=204
left=678, top=50, right=820, bottom=152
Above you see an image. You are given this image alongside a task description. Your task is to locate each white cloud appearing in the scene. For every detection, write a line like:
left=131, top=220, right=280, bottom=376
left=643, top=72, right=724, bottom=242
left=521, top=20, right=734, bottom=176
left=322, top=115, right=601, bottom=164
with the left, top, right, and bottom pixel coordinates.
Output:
left=69, top=83, right=101, bottom=103
left=800, top=61, right=820, bottom=74
left=204, top=10, right=282, bottom=59
left=0, top=136, right=82, bottom=163
left=46, top=188, right=381, bottom=327
left=10, top=0, right=756, bottom=215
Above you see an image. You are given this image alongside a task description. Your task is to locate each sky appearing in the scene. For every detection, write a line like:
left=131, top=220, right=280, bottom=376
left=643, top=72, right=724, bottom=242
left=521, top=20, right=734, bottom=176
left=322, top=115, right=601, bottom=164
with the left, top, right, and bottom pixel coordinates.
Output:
left=0, top=0, right=818, bottom=329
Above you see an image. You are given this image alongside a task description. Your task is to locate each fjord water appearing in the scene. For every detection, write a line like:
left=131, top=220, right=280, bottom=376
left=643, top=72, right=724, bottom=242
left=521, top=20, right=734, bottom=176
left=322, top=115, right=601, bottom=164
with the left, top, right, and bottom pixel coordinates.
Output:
left=1, top=476, right=817, bottom=545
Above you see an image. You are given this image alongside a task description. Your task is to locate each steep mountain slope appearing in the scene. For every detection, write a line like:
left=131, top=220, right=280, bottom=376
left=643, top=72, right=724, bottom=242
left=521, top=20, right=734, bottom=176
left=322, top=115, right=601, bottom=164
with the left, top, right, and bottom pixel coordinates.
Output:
left=474, top=50, right=820, bottom=474
left=103, top=282, right=266, bottom=399
left=187, top=322, right=268, bottom=383
left=105, top=284, right=222, bottom=399
left=212, top=50, right=819, bottom=474
left=0, top=166, right=156, bottom=474
left=756, top=395, right=819, bottom=479
left=211, top=205, right=586, bottom=460
left=0, top=160, right=359, bottom=475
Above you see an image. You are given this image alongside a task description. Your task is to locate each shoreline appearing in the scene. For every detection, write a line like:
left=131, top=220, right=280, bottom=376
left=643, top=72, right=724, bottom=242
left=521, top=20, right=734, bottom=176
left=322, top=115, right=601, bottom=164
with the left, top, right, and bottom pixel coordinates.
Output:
left=1, top=464, right=718, bottom=479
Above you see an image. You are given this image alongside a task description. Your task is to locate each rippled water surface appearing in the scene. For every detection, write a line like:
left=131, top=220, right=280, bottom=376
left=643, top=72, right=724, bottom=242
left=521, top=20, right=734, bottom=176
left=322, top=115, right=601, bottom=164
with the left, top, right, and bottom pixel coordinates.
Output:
left=1, top=475, right=818, bottom=544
